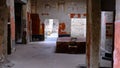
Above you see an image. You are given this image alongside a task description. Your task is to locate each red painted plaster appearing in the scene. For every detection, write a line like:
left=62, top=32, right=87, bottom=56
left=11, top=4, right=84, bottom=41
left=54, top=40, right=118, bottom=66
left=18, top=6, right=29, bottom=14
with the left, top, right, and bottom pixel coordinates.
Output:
left=78, top=14, right=81, bottom=18
left=59, top=22, right=67, bottom=35
left=114, top=21, right=120, bottom=68
left=10, top=17, right=15, bottom=40
left=70, top=13, right=75, bottom=18
left=10, top=0, right=15, bottom=40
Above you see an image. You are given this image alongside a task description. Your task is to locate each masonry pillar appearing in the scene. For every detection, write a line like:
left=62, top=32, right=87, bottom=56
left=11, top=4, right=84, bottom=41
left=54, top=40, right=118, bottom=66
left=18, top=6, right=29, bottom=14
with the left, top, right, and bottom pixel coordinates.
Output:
left=21, top=5, right=27, bottom=44
left=114, top=0, right=120, bottom=68
left=0, top=0, right=9, bottom=66
left=87, top=0, right=101, bottom=68
left=26, top=0, right=32, bottom=42
left=10, top=0, right=15, bottom=51
left=22, top=0, right=31, bottom=43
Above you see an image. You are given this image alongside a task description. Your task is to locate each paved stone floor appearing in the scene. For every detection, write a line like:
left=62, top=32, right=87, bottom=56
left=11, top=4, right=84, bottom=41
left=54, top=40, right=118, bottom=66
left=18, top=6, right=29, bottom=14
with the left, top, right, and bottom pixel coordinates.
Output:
left=8, top=42, right=86, bottom=68
left=6, top=41, right=111, bottom=68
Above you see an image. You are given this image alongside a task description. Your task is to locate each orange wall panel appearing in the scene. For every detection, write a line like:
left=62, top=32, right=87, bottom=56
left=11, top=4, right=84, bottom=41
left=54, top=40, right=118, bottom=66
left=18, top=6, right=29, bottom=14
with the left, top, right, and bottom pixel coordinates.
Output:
left=39, top=23, right=44, bottom=35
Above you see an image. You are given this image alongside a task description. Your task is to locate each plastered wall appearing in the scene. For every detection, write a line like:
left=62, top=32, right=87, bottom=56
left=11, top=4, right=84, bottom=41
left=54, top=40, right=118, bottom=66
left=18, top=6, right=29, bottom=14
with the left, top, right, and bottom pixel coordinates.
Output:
left=101, top=12, right=113, bottom=53
left=10, top=0, right=15, bottom=40
left=114, top=0, right=120, bottom=67
left=36, top=0, right=86, bottom=34
left=26, top=0, right=31, bottom=42
left=0, top=0, right=9, bottom=63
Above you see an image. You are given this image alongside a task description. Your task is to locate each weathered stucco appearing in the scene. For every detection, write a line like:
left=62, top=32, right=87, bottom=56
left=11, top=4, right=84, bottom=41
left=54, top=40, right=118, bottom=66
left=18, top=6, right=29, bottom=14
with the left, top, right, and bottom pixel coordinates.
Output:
left=10, top=0, right=15, bottom=40
left=114, top=21, right=120, bottom=68
left=87, top=0, right=101, bottom=68
left=26, top=0, right=32, bottom=42
left=36, top=0, right=86, bottom=34
left=114, top=0, right=120, bottom=68
left=0, top=0, right=9, bottom=66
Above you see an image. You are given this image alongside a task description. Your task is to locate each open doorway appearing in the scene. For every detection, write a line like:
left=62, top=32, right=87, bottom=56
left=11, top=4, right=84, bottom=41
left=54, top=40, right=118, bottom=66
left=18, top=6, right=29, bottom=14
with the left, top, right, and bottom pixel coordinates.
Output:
left=44, top=19, right=59, bottom=41
left=7, top=23, right=11, bottom=55
left=15, top=3, right=23, bottom=43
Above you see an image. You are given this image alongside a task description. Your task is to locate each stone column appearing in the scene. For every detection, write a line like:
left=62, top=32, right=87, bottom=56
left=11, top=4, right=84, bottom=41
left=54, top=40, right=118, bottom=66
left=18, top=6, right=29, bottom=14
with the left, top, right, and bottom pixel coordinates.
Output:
left=26, top=0, right=32, bottom=42
left=10, top=0, right=15, bottom=51
left=22, top=5, right=27, bottom=44
left=114, top=0, right=120, bottom=68
left=22, top=0, right=32, bottom=43
left=87, top=0, right=101, bottom=68
left=0, top=0, right=9, bottom=65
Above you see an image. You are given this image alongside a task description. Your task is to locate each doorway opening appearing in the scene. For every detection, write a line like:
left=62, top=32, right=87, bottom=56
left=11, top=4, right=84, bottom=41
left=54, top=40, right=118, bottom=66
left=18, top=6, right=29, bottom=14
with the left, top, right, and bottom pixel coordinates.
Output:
left=15, top=3, right=23, bottom=44
left=44, top=19, right=59, bottom=41
left=7, top=23, right=11, bottom=55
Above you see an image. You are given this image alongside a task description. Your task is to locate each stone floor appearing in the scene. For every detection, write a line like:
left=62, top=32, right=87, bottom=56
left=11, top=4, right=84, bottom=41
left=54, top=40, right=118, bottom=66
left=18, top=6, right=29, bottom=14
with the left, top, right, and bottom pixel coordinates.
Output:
left=7, top=42, right=86, bottom=68
left=6, top=41, right=111, bottom=68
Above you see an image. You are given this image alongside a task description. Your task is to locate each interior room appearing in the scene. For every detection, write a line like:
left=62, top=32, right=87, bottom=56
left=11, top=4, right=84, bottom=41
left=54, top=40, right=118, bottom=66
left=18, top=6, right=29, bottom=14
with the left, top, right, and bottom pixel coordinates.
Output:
left=10, top=0, right=88, bottom=68
left=0, top=0, right=117, bottom=68
left=8, top=0, right=111, bottom=68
